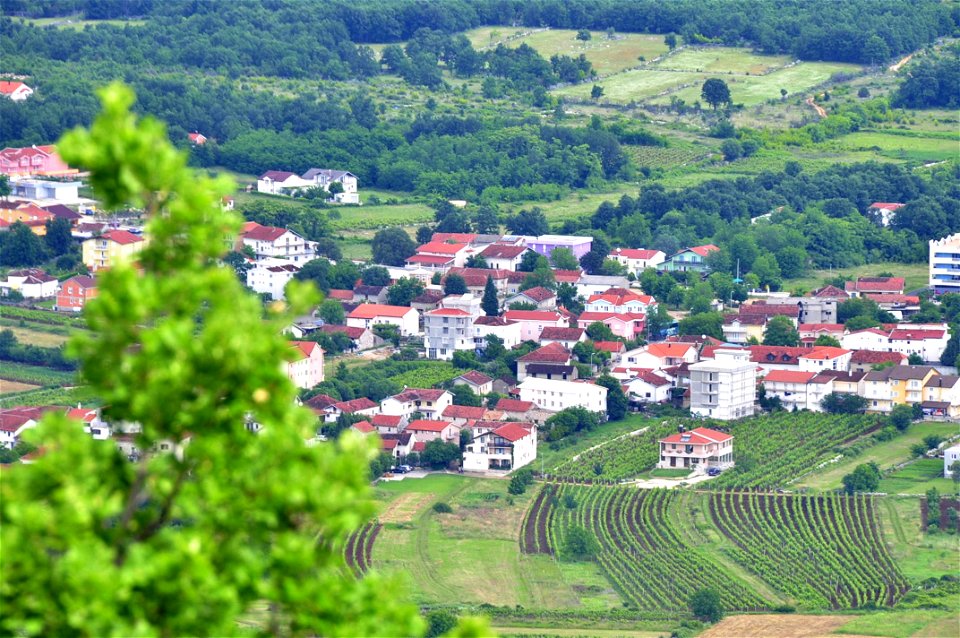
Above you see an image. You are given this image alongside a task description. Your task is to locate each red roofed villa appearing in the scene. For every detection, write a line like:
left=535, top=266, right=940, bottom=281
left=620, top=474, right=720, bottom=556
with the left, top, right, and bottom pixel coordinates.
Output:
left=657, top=426, right=733, bottom=471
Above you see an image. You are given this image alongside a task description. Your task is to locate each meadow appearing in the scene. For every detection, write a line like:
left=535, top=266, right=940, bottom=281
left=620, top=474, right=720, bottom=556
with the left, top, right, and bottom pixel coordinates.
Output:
left=782, top=261, right=932, bottom=294
left=827, top=130, right=960, bottom=163
left=878, top=458, right=959, bottom=496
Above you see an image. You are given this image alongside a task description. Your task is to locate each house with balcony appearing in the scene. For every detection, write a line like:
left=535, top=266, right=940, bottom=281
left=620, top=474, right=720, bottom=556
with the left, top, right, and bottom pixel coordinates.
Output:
left=798, top=347, right=852, bottom=373
left=82, top=230, right=145, bottom=271
left=923, top=375, right=960, bottom=417
left=480, top=243, right=529, bottom=271
left=256, top=170, right=312, bottom=195
left=246, top=258, right=299, bottom=300
left=1, top=268, right=58, bottom=299
left=0, top=144, right=76, bottom=177
left=621, top=342, right=698, bottom=370
left=301, top=168, right=359, bottom=204
left=657, top=427, right=733, bottom=471
left=424, top=308, right=476, bottom=360
left=323, top=397, right=379, bottom=423
left=585, top=289, right=655, bottom=314
left=844, top=276, right=904, bottom=298
left=623, top=370, right=672, bottom=404
left=608, top=248, right=665, bottom=275
left=688, top=349, right=756, bottom=420
left=577, top=311, right=646, bottom=340
left=539, top=326, right=586, bottom=349
left=506, top=286, right=556, bottom=310
left=525, top=234, right=592, bottom=260
left=659, top=244, right=719, bottom=273
left=517, top=378, right=607, bottom=414
left=404, top=419, right=460, bottom=443
left=863, top=365, right=940, bottom=414
left=516, top=342, right=576, bottom=382
left=453, top=370, right=494, bottom=396
left=380, top=389, right=453, bottom=421
left=762, top=370, right=834, bottom=412
left=463, top=422, right=537, bottom=472
left=502, top=309, right=568, bottom=342
left=473, top=316, right=522, bottom=350
left=238, top=222, right=316, bottom=263
left=346, top=304, right=420, bottom=336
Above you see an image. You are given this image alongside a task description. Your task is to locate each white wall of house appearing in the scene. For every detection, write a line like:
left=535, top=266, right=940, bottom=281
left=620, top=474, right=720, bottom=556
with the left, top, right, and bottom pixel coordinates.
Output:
left=688, top=350, right=756, bottom=420
left=346, top=309, right=420, bottom=336
left=380, top=393, right=453, bottom=420
left=474, top=320, right=522, bottom=350
left=246, top=258, right=297, bottom=300
left=283, top=347, right=324, bottom=389
left=518, top=378, right=607, bottom=413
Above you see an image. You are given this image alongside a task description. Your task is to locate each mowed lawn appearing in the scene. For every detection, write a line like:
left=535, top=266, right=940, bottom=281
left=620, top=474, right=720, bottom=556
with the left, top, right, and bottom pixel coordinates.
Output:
left=829, top=130, right=960, bottom=163
left=371, top=475, right=620, bottom=608
left=878, top=458, right=960, bottom=496
left=782, top=261, right=931, bottom=294
left=555, top=69, right=701, bottom=102
left=879, top=496, right=959, bottom=581
left=797, top=421, right=960, bottom=491
left=653, top=47, right=790, bottom=74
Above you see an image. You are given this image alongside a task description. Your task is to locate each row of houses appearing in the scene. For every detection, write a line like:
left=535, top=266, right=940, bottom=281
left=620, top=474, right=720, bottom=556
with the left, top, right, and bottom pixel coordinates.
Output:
left=256, top=169, right=359, bottom=204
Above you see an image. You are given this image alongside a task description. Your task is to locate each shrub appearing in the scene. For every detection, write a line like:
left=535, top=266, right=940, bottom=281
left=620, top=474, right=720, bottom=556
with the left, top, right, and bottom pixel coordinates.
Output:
left=689, top=588, right=724, bottom=623
left=425, top=610, right=457, bottom=638
left=561, top=525, right=599, bottom=561
left=432, top=502, right=453, bottom=514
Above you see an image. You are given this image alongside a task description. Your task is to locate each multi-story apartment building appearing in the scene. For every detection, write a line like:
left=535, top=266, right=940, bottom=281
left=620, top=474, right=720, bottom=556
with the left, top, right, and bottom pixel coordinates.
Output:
left=82, top=230, right=145, bottom=271
left=423, top=308, right=475, bottom=360
left=688, top=349, right=756, bottom=420
left=930, top=234, right=960, bottom=294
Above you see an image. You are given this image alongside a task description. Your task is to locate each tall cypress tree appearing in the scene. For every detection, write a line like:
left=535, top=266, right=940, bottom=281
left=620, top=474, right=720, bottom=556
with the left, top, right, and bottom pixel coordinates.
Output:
left=481, top=276, right=499, bottom=316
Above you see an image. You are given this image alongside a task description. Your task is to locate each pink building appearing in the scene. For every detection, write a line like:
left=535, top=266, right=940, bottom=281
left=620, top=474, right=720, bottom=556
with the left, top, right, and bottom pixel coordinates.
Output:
left=502, top=309, right=569, bottom=342
left=0, top=145, right=75, bottom=177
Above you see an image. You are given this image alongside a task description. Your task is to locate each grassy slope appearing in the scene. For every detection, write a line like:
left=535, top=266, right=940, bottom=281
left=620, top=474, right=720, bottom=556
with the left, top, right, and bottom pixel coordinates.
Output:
left=782, top=261, right=931, bottom=294
left=371, top=475, right=621, bottom=609
left=796, top=421, right=960, bottom=491
left=878, top=458, right=960, bottom=496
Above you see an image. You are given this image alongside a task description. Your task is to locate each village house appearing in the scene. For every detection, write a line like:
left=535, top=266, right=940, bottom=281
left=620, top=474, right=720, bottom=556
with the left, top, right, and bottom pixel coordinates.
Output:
left=440, top=293, right=482, bottom=317
left=721, top=315, right=768, bottom=345
left=506, top=286, right=556, bottom=310
left=0, top=202, right=55, bottom=234
left=283, top=341, right=324, bottom=389
left=352, top=285, right=388, bottom=304
left=11, top=178, right=82, bottom=203
left=0, top=145, right=76, bottom=177
left=82, top=230, right=145, bottom=271
left=55, top=274, right=97, bottom=311
left=575, top=274, right=631, bottom=298
left=868, top=202, right=905, bottom=227
left=411, top=289, right=445, bottom=312
left=371, top=414, right=404, bottom=435
left=863, top=365, right=940, bottom=414
left=453, top=370, right=494, bottom=396
left=539, top=326, right=586, bottom=349
left=798, top=347, right=852, bottom=372
left=688, top=349, right=756, bottom=420
left=944, top=444, right=960, bottom=477
left=301, top=168, right=359, bottom=204
left=608, top=248, right=665, bottom=275
left=324, top=397, right=379, bottom=423
left=444, top=267, right=512, bottom=296
left=844, top=276, right=905, bottom=298
left=350, top=421, right=376, bottom=436
left=621, top=342, right=698, bottom=370
left=657, top=427, right=734, bottom=471
left=517, top=377, right=607, bottom=414
left=380, top=389, right=453, bottom=421
left=849, top=350, right=907, bottom=372
left=441, top=404, right=487, bottom=426
left=316, top=325, right=378, bottom=351
left=494, top=398, right=544, bottom=423
left=0, top=81, right=34, bottom=101
left=256, top=170, right=312, bottom=195
left=479, top=243, right=529, bottom=271
left=923, top=375, right=960, bottom=418
left=624, top=370, right=672, bottom=404
left=841, top=327, right=892, bottom=352
left=888, top=325, right=951, bottom=362
left=525, top=234, right=592, bottom=260
left=346, top=304, right=420, bottom=336
left=473, top=315, right=522, bottom=350
left=762, top=370, right=833, bottom=412
left=798, top=323, right=845, bottom=345
left=659, top=244, right=719, bottom=273
left=502, top=309, right=569, bottom=342
left=585, top=289, right=655, bottom=314
left=424, top=308, right=475, bottom=360
left=404, top=419, right=460, bottom=443
left=463, top=422, right=537, bottom=472
left=187, top=132, right=207, bottom=145
left=1, top=268, right=58, bottom=299
left=577, top=311, right=646, bottom=340
left=238, top=221, right=316, bottom=262
left=409, top=241, right=474, bottom=269
left=865, top=294, right=921, bottom=319
left=517, top=342, right=576, bottom=382
left=246, top=257, right=298, bottom=300
left=0, top=407, right=43, bottom=449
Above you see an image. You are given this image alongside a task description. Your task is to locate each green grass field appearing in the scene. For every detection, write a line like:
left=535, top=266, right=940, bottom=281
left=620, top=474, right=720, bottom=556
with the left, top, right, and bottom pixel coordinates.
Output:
left=878, top=458, right=959, bottom=496
left=782, top=261, right=931, bottom=294
left=653, top=47, right=791, bottom=74
left=796, top=422, right=960, bottom=491
left=555, top=69, right=700, bottom=102
left=828, top=130, right=960, bottom=163
left=836, top=607, right=960, bottom=638
left=371, top=475, right=621, bottom=608
left=880, top=496, right=959, bottom=581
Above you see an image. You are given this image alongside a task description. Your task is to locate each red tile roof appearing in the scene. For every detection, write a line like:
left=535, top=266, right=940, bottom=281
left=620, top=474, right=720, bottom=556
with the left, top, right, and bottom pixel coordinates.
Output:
left=481, top=244, right=527, bottom=259
left=516, top=286, right=555, bottom=302
left=586, top=291, right=654, bottom=306
left=332, top=398, right=378, bottom=413
left=889, top=329, right=945, bottom=341
left=644, top=342, right=695, bottom=358
left=503, top=310, right=564, bottom=322
left=845, top=277, right=905, bottom=293
left=631, top=370, right=671, bottom=387
left=391, top=388, right=448, bottom=403
left=305, top=394, right=338, bottom=411
left=539, top=326, right=585, bottom=341
left=352, top=421, right=375, bottom=433
left=492, top=423, right=532, bottom=442
left=406, top=419, right=454, bottom=432
left=290, top=341, right=323, bottom=358
left=432, top=233, right=478, bottom=244
left=259, top=170, right=297, bottom=181
left=457, top=370, right=492, bottom=386
left=746, top=345, right=807, bottom=365
left=813, top=284, right=849, bottom=299
left=100, top=229, right=143, bottom=245
left=800, top=346, right=850, bottom=360
left=371, top=414, right=403, bottom=427
left=348, top=304, right=414, bottom=319
left=406, top=254, right=455, bottom=266
left=241, top=222, right=288, bottom=242
left=495, top=398, right=535, bottom=413
left=763, top=370, right=816, bottom=384
left=799, top=323, right=844, bottom=332
left=739, top=303, right=800, bottom=318
left=868, top=202, right=904, bottom=210
left=444, top=267, right=511, bottom=287
left=688, top=244, right=719, bottom=257
left=865, top=294, right=920, bottom=304
left=660, top=427, right=732, bottom=445
left=593, top=341, right=625, bottom=353
left=850, top=350, right=906, bottom=364
left=0, top=81, right=29, bottom=95
left=416, top=241, right=468, bottom=255
left=553, top=269, right=583, bottom=283
left=327, top=289, right=354, bottom=300
left=518, top=342, right=571, bottom=363
left=611, top=248, right=661, bottom=260
left=443, top=405, right=486, bottom=420
left=578, top=311, right=646, bottom=325
left=318, top=325, right=366, bottom=339
left=427, top=308, right=471, bottom=316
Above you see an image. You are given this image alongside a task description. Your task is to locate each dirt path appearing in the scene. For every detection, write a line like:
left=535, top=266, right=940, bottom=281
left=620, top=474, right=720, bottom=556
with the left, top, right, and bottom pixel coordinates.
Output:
left=889, top=53, right=914, bottom=73
left=806, top=96, right=827, bottom=118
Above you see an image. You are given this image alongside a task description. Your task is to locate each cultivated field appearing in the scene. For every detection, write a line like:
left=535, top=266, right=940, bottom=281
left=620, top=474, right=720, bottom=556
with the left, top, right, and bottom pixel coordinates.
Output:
left=827, top=130, right=960, bottom=163
left=878, top=459, right=959, bottom=496
left=699, top=614, right=856, bottom=638
left=0, top=380, right=40, bottom=395
left=654, top=47, right=791, bottom=75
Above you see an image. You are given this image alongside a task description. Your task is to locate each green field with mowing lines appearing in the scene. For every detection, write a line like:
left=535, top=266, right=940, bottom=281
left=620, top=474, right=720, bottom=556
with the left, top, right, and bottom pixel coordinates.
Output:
left=880, top=496, right=959, bottom=582
left=878, top=459, right=959, bottom=496
left=555, top=69, right=700, bottom=102
left=828, top=130, right=960, bottom=163
left=653, top=47, right=791, bottom=75
left=797, top=421, right=960, bottom=491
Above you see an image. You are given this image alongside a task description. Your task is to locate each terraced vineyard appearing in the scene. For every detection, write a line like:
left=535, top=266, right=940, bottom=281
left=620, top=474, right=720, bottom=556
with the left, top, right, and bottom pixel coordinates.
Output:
left=548, top=421, right=677, bottom=482
left=710, top=413, right=883, bottom=489
left=344, top=522, right=381, bottom=576
left=625, top=144, right=711, bottom=168
left=709, top=492, right=908, bottom=608
left=547, top=486, right=769, bottom=611
left=520, top=484, right=556, bottom=555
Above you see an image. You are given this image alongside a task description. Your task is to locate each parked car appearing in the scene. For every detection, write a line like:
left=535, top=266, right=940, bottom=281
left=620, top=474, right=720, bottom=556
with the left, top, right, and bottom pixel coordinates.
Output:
left=707, top=467, right=721, bottom=477
left=391, top=465, right=408, bottom=474
left=398, top=464, right=413, bottom=473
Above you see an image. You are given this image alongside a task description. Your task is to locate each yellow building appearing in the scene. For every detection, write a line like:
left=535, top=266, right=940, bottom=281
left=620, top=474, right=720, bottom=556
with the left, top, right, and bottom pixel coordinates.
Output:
left=82, top=230, right=146, bottom=271
left=862, top=365, right=939, bottom=413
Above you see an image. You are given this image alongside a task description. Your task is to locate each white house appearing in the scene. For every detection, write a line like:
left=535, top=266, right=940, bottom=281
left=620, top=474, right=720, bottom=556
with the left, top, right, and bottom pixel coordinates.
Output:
left=688, top=349, right=756, bottom=420
left=657, top=427, right=734, bottom=471
left=798, top=347, right=852, bottom=373
left=576, top=312, right=646, bottom=340
left=585, top=289, right=655, bottom=314
left=517, top=378, right=607, bottom=414
left=346, top=304, right=420, bottom=336
left=506, top=286, right=556, bottom=310
left=624, top=370, right=672, bottom=404
left=479, top=243, right=529, bottom=271
left=284, top=341, right=324, bottom=389
left=888, top=325, right=951, bottom=363
left=1, top=268, right=58, bottom=298
left=944, top=444, right=960, bottom=478
left=440, top=293, right=482, bottom=317
left=246, top=257, right=298, bottom=300
left=453, top=370, right=494, bottom=396
left=239, top=222, right=316, bottom=262
left=762, top=370, right=833, bottom=412
left=380, top=389, right=453, bottom=421
left=424, top=308, right=475, bottom=360
left=67, top=406, right=111, bottom=440
left=621, top=342, right=698, bottom=370
left=301, top=168, right=359, bottom=204
left=473, top=316, right=523, bottom=350
left=324, top=397, right=379, bottom=423
left=575, top=275, right=631, bottom=298
left=462, top=422, right=537, bottom=472
left=502, top=310, right=568, bottom=342
left=256, top=170, right=312, bottom=195
left=841, top=328, right=891, bottom=352
left=412, top=242, right=474, bottom=269
left=0, top=407, right=39, bottom=449
left=404, top=419, right=459, bottom=443
left=10, top=179, right=81, bottom=202
left=0, top=81, right=34, bottom=101
left=608, top=248, right=665, bottom=275
left=930, top=234, right=960, bottom=295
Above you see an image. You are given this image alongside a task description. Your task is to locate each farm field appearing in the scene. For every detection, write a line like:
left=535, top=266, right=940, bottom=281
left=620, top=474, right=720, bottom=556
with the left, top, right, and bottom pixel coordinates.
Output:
left=653, top=47, right=791, bottom=74
left=783, top=261, right=932, bottom=295
left=796, top=421, right=960, bottom=491
left=878, top=459, right=959, bottom=496
left=880, top=497, right=959, bottom=581
left=369, top=475, right=620, bottom=609
left=555, top=69, right=701, bottom=102
left=0, top=380, right=40, bottom=395
left=835, top=608, right=960, bottom=638
left=699, top=614, right=856, bottom=638
left=0, top=361, right=75, bottom=387
left=535, top=413, right=668, bottom=475
left=465, top=28, right=669, bottom=76
left=827, top=130, right=960, bottom=163
left=0, top=324, right=70, bottom=347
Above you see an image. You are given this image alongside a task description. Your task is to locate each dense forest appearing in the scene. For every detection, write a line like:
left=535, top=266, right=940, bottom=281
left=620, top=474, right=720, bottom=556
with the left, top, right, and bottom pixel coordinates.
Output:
left=893, top=47, right=960, bottom=108
left=2, top=0, right=956, bottom=67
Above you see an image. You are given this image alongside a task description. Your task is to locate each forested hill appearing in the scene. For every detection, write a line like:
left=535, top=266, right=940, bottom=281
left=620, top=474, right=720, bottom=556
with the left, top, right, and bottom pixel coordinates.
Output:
left=2, top=0, right=956, bottom=66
